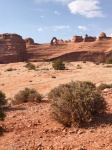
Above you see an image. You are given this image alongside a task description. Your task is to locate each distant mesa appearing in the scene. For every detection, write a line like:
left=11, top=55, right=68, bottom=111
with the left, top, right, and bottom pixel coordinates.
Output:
left=0, top=33, right=27, bottom=63
left=0, top=32, right=112, bottom=64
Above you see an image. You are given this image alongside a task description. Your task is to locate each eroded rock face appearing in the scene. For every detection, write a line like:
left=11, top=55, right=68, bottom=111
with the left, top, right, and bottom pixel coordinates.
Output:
left=72, top=35, right=83, bottom=42
left=98, top=32, right=111, bottom=40
left=84, top=34, right=96, bottom=42
left=24, top=38, right=34, bottom=44
left=0, top=33, right=27, bottom=63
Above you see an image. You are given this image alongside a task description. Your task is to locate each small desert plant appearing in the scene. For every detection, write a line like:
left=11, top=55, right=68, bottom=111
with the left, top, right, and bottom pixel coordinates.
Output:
left=77, top=64, right=82, bottom=69
left=12, top=88, right=42, bottom=105
left=52, top=58, right=65, bottom=70
left=48, top=81, right=107, bottom=127
left=95, top=62, right=100, bottom=65
left=83, top=61, right=86, bottom=63
left=105, top=65, right=112, bottom=68
left=6, top=68, right=16, bottom=71
left=0, top=91, right=6, bottom=121
left=97, top=83, right=112, bottom=92
left=25, top=62, right=36, bottom=70
left=106, top=57, right=112, bottom=64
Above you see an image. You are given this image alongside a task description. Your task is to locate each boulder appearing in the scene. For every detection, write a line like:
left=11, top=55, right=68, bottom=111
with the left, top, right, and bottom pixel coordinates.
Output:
left=57, top=39, right=64, bottom=44
left=24, top=38, right=35, bottom=44
left=83, top=34, right=96, bottom=42
left=0, top=33, right=27, bottom=63
left=72, top=35, right=83, bottom=42
left=98, top=32, right=111, bottom=40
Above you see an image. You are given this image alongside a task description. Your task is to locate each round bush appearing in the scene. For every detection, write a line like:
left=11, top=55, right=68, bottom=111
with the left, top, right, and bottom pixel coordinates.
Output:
left=48, top=81, right=107, bottom=127
left=52, top=58, right=65, bottom=70
left=106, top=57, right=112, bottom=64
left=0, top=91, right=6, bottom=121
left=25, top=62, right=36, bottom=70
left=12, top=88, right=42, bottom=105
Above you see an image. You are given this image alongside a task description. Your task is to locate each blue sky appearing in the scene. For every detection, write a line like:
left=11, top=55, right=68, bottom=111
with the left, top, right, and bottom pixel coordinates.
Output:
left=0, top=0, right=112, bottom=43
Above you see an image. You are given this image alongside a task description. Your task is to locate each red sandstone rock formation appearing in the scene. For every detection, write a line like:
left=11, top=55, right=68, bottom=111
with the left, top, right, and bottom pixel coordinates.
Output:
left=98, top=32, right=111, bottom=40
left=72, top=35, right=83, bottom=42
left=50, top=37, right=58, bottom=45
left=84, top=34, right=96, bottom=42
left=57, top=39, right=64, bottom=44
left=24, top=38, right=34, bottom=45
left=0, top=33, right=27, bottom=63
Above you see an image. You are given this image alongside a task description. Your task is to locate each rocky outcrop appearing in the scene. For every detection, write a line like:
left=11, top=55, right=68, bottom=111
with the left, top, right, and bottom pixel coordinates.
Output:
left=24, top=38, right=35, bottom=44
left=50, top=37, right=58, bottom=45
left=98, top=32, right=111, bottom=40
left=84, top=34, right=96, bottom=42
left=57, top=39, right=64, bottom=44
left=72, top=35, right=83, bottom=42
left=0, top=33, right=27, bottom=63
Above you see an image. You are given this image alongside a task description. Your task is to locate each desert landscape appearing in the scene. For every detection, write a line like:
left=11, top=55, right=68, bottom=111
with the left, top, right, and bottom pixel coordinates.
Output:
left=0, top=60, right=112, bottom=149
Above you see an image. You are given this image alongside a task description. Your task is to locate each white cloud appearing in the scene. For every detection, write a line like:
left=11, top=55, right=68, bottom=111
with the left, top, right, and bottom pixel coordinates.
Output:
left=54, top=11, right=60, bottom=15
left=78, top=26, right=88, bottom=31
left=38, top=28, right=43, bottom=31
left=34, top=0, right=72, bottom=4
left=68, top=0, right=105, bottom=18
left=40, top=15, right=44, bottom=18
left=53, top=25, right=70, bottom=31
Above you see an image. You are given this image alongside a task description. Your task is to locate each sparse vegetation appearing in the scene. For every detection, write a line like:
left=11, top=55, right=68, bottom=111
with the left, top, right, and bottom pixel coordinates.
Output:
left=83, top=61, right=86, bottom=63
left=52, top=58, right=65, bottom=70
left=12, top=88, right=42, bottom=105
left=77, top=64, right=82, bottom=69
left=106, top=57, right=112, bottom=64
left=95, top=62, right=100, bottom=65
left=6, top=68, right=16, bottom=71
left=25, top=62, right=36, bottom=70
left=0, top=91, right=6, bottom=121
left=97, top=83, right=112, bottom=92
left=48, top=81, right=107, bottom=127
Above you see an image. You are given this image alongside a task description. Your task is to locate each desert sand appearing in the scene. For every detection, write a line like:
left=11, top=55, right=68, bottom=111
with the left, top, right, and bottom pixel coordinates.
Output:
left=0, top=61, right=112, bottom=149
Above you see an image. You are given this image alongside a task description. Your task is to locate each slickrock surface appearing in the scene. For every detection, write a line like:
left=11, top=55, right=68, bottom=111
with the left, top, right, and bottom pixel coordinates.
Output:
left=0, top=33, right=27, bottom=63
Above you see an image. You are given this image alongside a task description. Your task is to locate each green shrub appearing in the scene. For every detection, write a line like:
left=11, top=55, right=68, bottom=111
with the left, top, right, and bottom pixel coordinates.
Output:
left=52, top=59, right=65, bottom=70
left=106, top=57, right=112, bottom=64
left=0, top=91, right=6, bottom=106
left=83, top=61, right=86, bottom=63
left=77, top=64, right=82, bottom=69
left=97, top=83, right=112, bottom=92
left=12, top=88, right=42, bottom=105
left=48, top=81, right=107, bottom=127
left=25, top=62, right=36, bottom=70
left=0, top=91, right=6, bottom=121
left=95, top=62, right=99, bottom=65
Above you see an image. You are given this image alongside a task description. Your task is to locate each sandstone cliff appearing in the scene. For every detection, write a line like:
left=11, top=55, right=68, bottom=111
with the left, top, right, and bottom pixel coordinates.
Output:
left=27, top=33, right=112, bottom=63
left=0, top=33, right=27, bottom=63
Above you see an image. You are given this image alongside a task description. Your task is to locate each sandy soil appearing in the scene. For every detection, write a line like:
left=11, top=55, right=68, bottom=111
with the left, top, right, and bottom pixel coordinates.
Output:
left=0, top=61, right=112, bottom=149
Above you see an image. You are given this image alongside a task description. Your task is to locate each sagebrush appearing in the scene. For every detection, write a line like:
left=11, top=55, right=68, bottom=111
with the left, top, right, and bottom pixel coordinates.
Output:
left=0, top=91, right=6, bottom=121
left=97, top=83, right=112, bottom=92
left=25, top=62, right=36, bottom=70
left=12, top=88, right=42, bottom=105
left=48, top=81, right=107, bottom=127
left=52, top=59, right=65, bottom=70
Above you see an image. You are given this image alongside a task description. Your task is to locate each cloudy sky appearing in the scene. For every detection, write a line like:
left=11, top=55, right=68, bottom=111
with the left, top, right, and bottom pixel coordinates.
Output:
left=0, top=0, right=112, bottom=43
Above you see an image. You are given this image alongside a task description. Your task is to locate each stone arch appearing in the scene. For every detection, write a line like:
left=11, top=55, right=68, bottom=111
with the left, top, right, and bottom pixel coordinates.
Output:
left=50, top=37, right=58, bottom=45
